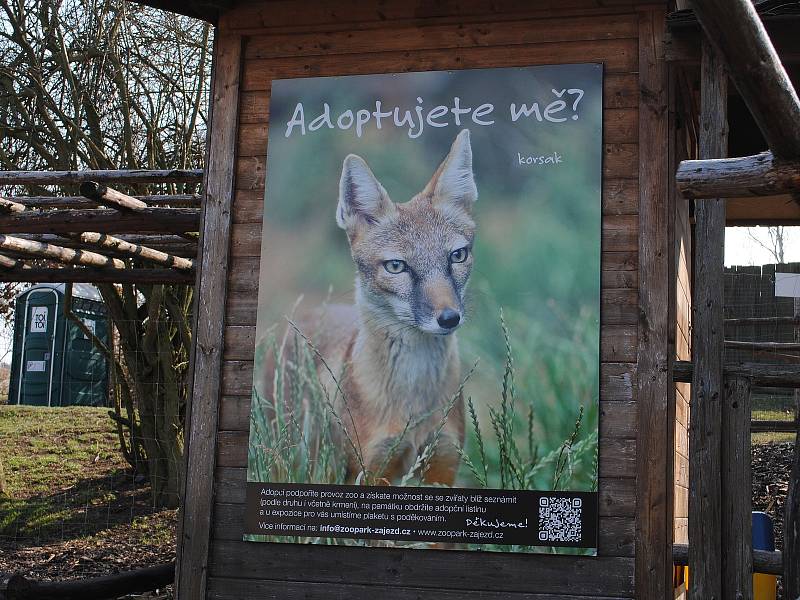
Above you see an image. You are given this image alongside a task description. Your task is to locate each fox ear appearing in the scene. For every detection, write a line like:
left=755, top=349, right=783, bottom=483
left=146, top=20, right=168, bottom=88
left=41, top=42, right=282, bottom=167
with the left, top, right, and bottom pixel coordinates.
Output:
left=337, top=154, right=393, bottom=232
left=425, top=129, right=477, bottom=213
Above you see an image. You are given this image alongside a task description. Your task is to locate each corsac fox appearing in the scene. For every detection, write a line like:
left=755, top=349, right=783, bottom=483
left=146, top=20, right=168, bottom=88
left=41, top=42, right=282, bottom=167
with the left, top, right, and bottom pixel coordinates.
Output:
left=261, top=129, right=477, bottom=486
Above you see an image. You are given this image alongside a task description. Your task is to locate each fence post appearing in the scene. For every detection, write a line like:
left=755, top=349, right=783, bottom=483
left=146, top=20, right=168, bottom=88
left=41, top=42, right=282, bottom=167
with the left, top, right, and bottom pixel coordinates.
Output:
left=722, top=376, right=753, bottom=599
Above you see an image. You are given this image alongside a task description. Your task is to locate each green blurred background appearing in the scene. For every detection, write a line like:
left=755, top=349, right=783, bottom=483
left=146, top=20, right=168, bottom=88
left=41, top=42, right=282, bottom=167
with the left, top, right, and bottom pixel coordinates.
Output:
left=254, top=64, right=602, bottom=495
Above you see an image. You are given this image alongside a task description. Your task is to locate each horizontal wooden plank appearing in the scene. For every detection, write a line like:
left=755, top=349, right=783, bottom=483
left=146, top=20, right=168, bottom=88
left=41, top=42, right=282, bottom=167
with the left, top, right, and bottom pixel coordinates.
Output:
left=208, top=576, right=632, bottom=600
left=216, top=429, right=633, bottom=476
left=223, top=0, right=641, bottom=32
left=219, top=362, right=635, bottom=432
left=210, top=501, right=634, bottom=557
left=234, top=144, right=638, bottom=191
left=601, top=252, right=636, bottom=272
left=238, top=75, right=638, bottom=128
left=241, top=39, right=637, bottom=91
left=214, top=465, right=635, bottom=519
left=208, top=539, right=634, bottom=596
left=244, top=14, right=637, bottom=60
left=223, top=289, right=636, bottom=359
left=229, top=213, right=637, bottom=258
left=231, top=177, right=638, bottom=227
left=235, top=108, right=637, bottom=157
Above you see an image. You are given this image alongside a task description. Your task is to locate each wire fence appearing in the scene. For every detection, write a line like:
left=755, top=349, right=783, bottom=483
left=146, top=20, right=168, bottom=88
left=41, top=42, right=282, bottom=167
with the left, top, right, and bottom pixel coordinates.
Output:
left=0, top=311, right=186, bottom=583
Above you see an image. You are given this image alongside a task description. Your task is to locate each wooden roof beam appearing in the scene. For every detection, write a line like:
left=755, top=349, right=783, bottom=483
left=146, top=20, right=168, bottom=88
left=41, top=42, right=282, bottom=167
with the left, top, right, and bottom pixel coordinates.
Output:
left=66, top=232, right=195, bottom=272
left=7, top=194, right=201, bottom=209
left=0, top=234, right=125, bottom=269
left=0, top=168, right=203, bottom=186
left=688, top=0, right=800, bottom=160
left=0, top=207, right=199, bottom=234
left=676, top=152, right=800, bottom=199
left=0, top=267, right=194, bottom=284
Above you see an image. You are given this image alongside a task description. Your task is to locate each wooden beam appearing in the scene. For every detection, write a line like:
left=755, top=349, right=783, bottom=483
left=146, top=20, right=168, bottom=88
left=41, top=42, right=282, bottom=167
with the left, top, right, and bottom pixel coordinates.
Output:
left=673, top=544, right=782, bottom=576
left=0, top=208, right=199, bottom=234
left=15, top=234, right=197, bottom=257
left=0, top=168, right=203, bottom=185
left=68, top=232, right=195, bottom=272
left=725, top=340, right=800, bottom=351
left=176, top=33, right=242, bottom=600
left=0, top=253, right=27, bottom=269
left=0, top=197, right=27, bottom=213
left=722, top=376, right=753, bottom=598
left=80, top=182, right=148, bottom=211
left=674, top=360, right=800, bottom=388
left=689, top=38, right=727, bottom=600
left=0, top=267, right=194, bottom=284
left=725, top=316, right=798, bottom=326
left=676, top=152, right=800, bottom=199
left=9, top=194, right=201, bottom=208
left=687, top=0, right=800, bottom=159
left=0, top=234, right=125, bottom=269
left=635, top=8, right=672, bottom=600
left=751, top=420, right=798, bottom=433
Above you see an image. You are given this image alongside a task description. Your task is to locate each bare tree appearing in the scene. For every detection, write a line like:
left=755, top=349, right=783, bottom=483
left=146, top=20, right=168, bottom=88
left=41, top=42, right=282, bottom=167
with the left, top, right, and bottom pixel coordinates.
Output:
left=747, top=225, right=786, bottom=264
left=0, top=0, right=212, bottom=508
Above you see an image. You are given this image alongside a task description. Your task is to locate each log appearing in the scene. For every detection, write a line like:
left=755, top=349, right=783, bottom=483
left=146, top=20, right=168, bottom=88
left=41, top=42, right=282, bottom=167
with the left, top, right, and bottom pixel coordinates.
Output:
left=673, top=544, right=782, bottom=576
left=676, top=152, right=800, bottom=199
left=80, top=182, right=148, bottom=211
left=0, top=197, right=27, bottom=214
left=725, top=340, right=800, bottom=351
left=0, top=235, right=125, bottom=269
left=689, top=38, right=727, bottom=600
left=0, top=253, right=27, bottom=269
left=687, top=0, right=800, bottom=159
left=9, top=194, right=201, bottom=208
left=725, top=315, right=798, bottom=325
left=68, top=232, right=195, bottom=272
left=0, top=267, right=194, bottom=284
left=751, top=420, right=798, bottom=433
left=674, top=360, right=800, bottom=388
left=14, top=234, right=197, bottom=257
left=0, top=169, right=203, bottom=185
left=0, top=208, right=199, bottom=234
left=3, top=561, right=175, bottom=600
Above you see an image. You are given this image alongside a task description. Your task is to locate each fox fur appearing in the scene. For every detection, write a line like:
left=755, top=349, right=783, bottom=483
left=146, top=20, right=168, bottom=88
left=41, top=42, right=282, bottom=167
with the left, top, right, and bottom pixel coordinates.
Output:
left=259, top=129, right=477, bottom=486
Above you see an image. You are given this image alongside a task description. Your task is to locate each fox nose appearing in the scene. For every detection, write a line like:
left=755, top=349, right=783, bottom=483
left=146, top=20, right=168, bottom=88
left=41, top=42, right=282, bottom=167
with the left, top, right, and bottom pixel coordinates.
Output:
left=437, top=309, right=461, bottom=330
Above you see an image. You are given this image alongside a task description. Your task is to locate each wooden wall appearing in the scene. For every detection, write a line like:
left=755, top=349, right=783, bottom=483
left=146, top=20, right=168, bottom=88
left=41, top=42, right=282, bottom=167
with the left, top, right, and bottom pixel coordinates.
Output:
left=179, top=1, right=674, bottom=598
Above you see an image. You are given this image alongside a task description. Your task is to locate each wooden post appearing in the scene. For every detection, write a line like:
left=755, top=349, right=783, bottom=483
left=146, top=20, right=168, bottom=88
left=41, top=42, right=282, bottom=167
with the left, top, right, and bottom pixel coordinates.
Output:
left=721, top=376, right=753, bottom=599
left=175, top=33, right=242, bottom=600
left=689, top=38, right=728, bottom=600
left=635, top=8, right=672, bottom=600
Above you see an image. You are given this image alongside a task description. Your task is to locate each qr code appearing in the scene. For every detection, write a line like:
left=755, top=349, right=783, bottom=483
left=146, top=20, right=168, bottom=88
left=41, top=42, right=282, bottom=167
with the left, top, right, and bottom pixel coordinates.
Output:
left=538, top=497, right=582, bottom=542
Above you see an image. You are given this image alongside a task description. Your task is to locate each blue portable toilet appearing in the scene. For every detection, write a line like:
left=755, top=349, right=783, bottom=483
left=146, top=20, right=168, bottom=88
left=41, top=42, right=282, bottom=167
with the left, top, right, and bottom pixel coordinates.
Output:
left=8, top=283, right=109, bottom=407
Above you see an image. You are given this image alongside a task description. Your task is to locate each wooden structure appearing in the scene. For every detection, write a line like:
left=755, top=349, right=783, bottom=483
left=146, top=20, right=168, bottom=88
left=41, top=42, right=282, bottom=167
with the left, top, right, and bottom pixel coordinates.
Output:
left=105, top=0, right=800, bottom=598
left=0, top=170, right=202, bottom=283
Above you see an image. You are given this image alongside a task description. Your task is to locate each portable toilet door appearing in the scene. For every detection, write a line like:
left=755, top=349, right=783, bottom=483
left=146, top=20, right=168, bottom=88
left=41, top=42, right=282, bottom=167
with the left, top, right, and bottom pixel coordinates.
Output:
left=61, top=300, right=109, bottom=406
left=13, top=287, right=63, bottom=406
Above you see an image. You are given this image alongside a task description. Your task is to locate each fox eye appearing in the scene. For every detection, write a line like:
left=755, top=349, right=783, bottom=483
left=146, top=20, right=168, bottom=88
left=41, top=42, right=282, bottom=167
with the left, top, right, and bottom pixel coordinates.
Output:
left=450, top=247, right=469, bottom=263
left=383, top=259, right=407, bottom=274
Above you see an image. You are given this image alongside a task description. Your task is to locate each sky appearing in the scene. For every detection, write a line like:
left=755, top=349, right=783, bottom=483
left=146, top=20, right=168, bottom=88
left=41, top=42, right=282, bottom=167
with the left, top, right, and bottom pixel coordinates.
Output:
left=725, top=226, right=800, bottom=267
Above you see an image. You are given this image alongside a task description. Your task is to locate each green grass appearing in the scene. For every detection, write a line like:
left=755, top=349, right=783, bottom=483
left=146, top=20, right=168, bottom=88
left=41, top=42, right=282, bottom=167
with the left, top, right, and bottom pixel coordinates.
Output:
left=0, top=405, right=174, bottom=546
left=751, top=393, right=797, bottom=444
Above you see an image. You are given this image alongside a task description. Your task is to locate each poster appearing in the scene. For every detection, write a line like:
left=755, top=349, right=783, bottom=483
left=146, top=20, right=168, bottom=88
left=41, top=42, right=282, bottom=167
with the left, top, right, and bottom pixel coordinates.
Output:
left=245, top=64, right=602, bottom=554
